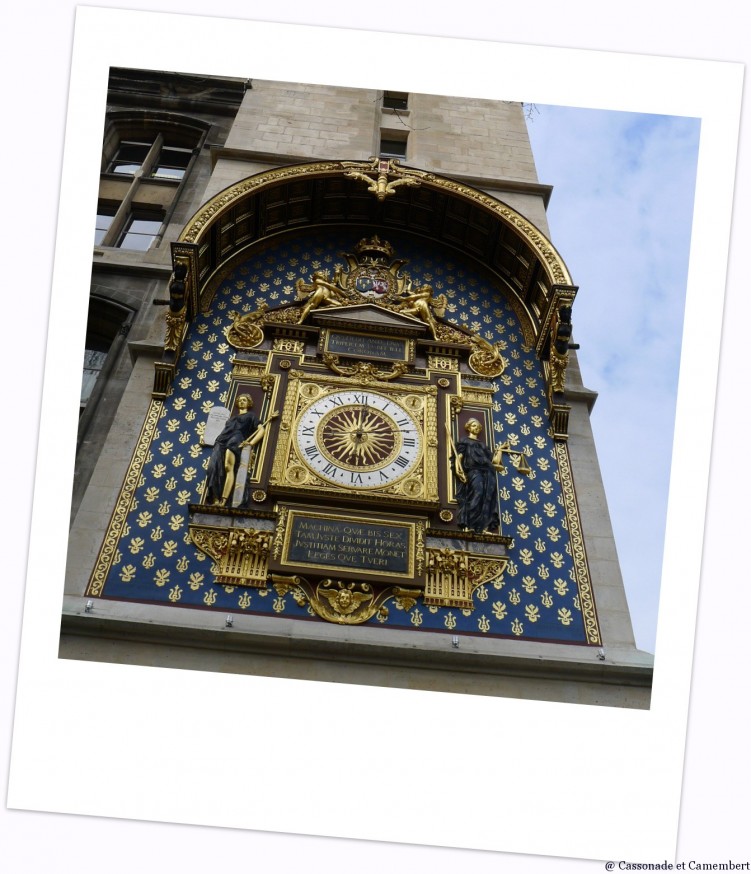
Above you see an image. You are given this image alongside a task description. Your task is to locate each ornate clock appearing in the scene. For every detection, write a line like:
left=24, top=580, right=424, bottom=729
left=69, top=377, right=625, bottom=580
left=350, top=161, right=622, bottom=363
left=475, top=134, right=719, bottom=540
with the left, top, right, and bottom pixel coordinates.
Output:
left=294, top=388, right=422, bottom=489
left=273, top=375, right=437, bottom=504
left=189, top=236, right=516, bottom=624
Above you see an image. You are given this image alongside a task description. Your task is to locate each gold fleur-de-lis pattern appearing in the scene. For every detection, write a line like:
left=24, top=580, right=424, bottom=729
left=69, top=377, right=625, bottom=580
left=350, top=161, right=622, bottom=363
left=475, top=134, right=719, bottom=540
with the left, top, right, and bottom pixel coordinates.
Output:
left=88, top=231, right=599, bottom=645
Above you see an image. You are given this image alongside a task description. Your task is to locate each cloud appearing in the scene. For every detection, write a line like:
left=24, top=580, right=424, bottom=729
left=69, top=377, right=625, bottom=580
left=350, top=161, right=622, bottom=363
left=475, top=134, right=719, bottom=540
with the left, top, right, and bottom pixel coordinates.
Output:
left=528, top=105, right=700, bottom=652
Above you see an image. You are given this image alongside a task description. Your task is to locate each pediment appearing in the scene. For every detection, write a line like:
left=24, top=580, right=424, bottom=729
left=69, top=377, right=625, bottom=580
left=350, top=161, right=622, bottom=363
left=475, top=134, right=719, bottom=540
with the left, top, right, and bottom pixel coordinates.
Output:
left=310, top=303, right=430, bottom=337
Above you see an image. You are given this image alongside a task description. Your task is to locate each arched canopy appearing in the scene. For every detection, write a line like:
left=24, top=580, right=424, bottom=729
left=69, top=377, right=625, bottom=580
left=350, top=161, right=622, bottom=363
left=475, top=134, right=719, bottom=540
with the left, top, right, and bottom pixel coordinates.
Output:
left=173, top=160, right=576, bottom=347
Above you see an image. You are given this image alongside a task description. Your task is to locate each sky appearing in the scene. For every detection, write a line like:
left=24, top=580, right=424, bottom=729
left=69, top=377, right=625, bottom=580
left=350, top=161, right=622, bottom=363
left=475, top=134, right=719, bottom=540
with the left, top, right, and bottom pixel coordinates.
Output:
left=527, top=106, right=700, bottom=654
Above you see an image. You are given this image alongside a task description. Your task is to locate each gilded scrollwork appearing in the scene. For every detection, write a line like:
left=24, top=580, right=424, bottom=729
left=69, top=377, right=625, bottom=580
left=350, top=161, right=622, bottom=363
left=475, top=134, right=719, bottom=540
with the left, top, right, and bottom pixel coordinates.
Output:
left=164, top=315, right=185, bottom=356
left=547, top=303, right=573, bottom=395
left=273, top=507, right=289, bottom=559
left=189, top=527, right=230, bottom=561
left=269, top=377, right=300, bottom=485
left=272, top=575, right=421, bottom=625
left=230, top=360, right=267, bottom=380
left=424, top=547, right=508, bottom=609
left=433, top=321, right=471, bottom=346
left=342, top=157, right=426, bottom=202
left=190, top=525, right=272, bottom=588
left=225, top=305, right=268, bottom=349
left=415, top=521, right=426, bottom=577
left=322, top=353, right=408, bottom=382
left=467, top=556, right=507, bottom=588
left=425, top=393, right=439, bottom=501
left=263, top=307, right=305, bottom=326
left=468, top=336, right=508, bottom=378
left=549, top=344, right=568, bottom=394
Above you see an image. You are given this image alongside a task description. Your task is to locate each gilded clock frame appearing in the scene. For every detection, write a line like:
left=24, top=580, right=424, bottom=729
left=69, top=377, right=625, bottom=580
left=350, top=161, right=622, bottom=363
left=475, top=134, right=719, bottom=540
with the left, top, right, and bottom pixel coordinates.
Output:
left=269, top=371, right=439, bottom=505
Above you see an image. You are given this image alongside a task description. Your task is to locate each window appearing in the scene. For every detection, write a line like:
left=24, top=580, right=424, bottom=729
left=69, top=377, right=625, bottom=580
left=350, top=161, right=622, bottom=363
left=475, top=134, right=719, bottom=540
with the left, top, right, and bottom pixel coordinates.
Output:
left=79, top=297, right=132, bottom=412
left=383, top=91, right=409, bottom=111
left=151, top=146, right=193, bottom=180
left=379, top=134, right=408, bottom=159
left=106, top=139, right=194, bottom=180
left=118, top=213, right=164, bottom=251
left=97, top=114, right=207, bottom=250
left=108, top=140, right=151, bottom=175
left=81, top=348, right=108, bottom=408
left=94, top=210, right=115, bottom=245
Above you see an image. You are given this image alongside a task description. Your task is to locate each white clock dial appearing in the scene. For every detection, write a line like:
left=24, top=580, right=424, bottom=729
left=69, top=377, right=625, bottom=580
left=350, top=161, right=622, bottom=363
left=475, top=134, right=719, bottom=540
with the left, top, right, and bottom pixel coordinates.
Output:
left=295, top=389, right=422, bottom=488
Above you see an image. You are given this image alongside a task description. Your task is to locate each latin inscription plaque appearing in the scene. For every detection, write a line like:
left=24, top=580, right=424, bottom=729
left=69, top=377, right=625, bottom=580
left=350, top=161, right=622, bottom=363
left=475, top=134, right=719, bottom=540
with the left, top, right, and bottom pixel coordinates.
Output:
left=282, top=511, right=415, bottom=578
left=325, top=331, right=408, bottom=362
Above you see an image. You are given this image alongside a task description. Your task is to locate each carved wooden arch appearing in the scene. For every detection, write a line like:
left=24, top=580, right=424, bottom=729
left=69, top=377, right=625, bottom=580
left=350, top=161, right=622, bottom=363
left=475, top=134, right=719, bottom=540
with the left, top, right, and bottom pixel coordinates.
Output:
left=172, top=160, right=576, bottom=348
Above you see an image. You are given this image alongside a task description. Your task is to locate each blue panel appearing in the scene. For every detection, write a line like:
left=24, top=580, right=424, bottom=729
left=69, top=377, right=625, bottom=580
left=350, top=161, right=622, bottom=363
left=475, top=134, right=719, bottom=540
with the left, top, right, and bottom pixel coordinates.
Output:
left=99, top=230, right=593, bottom=645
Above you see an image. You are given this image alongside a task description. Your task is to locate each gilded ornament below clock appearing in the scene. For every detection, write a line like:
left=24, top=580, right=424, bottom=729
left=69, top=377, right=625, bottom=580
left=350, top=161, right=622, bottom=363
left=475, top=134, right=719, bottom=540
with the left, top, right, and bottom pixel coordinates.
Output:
left=273, top=575, right=422, bottom=625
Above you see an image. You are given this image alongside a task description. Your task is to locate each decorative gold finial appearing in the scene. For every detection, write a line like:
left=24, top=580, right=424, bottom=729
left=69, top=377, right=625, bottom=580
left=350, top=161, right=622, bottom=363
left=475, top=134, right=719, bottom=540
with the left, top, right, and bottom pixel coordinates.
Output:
left=343, top=158, right=423, bottom=202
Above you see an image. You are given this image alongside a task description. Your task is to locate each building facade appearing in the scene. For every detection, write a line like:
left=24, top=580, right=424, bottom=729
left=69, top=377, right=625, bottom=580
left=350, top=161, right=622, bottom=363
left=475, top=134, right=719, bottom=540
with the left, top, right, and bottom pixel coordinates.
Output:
left=61, top=69, right=653, bottom=707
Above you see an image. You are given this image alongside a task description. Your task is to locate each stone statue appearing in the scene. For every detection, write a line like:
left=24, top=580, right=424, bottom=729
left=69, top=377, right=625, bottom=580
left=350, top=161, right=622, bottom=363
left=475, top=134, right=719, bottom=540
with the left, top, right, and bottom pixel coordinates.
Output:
left=451, top=418, right=503, bottom=534
left=205, top=395, right=266, bottom=507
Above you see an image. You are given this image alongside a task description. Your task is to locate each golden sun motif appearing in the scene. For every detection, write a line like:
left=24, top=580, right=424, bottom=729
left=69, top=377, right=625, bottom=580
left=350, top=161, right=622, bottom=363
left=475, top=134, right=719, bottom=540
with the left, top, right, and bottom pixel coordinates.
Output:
left=294, top=388, right=422, bottom=488
left=320, top=406, right=397, bottom=468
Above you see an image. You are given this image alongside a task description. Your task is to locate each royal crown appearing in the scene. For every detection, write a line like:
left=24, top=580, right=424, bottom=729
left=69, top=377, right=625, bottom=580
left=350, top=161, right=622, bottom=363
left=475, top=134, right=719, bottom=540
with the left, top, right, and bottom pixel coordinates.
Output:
left=353, top=235, right=395, bottom=260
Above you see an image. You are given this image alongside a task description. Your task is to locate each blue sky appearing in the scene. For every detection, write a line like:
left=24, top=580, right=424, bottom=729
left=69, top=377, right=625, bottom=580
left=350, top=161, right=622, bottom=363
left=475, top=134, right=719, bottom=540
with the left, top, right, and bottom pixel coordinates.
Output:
left=527, top=106, right=701, bottom=653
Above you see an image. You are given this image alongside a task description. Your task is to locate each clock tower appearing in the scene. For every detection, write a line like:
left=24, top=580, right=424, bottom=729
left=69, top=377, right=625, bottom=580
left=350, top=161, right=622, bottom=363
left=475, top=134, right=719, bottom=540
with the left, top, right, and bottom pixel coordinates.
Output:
left=62, top=74, right=652, bottom=707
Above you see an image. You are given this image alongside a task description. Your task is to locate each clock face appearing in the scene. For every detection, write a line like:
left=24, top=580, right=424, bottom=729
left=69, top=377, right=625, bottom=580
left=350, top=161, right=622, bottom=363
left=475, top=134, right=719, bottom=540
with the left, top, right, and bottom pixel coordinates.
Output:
left=295, top=389, right=423, bottom=489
